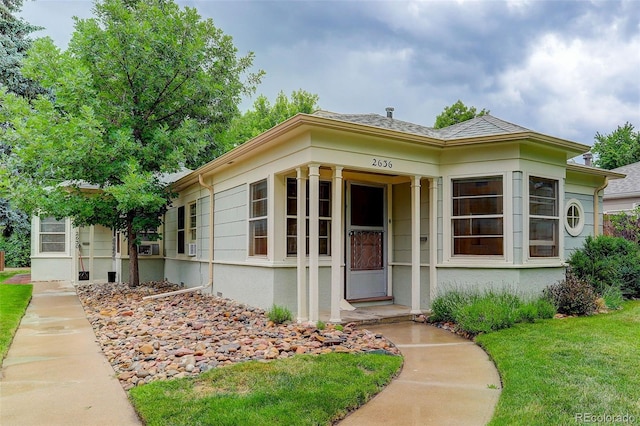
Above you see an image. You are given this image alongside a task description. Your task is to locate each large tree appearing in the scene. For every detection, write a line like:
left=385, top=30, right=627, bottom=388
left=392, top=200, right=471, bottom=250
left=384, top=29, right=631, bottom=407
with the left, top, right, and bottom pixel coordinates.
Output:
left=433, top=100, right=489, bottom=129
left=0, top=0, right=262, bottom=285
left=216, top=89, right=320, bottom=152
left=0, top=0, right=45, bottom=266
left=0, top=0, right=47, bottom=100
left=591, top=122, right=640, bottom=170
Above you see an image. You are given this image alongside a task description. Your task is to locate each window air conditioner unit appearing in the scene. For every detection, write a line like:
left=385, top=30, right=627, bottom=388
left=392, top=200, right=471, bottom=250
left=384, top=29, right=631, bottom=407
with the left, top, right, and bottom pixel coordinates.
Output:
left=138, top=243, right=160, bottom=256
left=188, top=243, right=197, bottom=257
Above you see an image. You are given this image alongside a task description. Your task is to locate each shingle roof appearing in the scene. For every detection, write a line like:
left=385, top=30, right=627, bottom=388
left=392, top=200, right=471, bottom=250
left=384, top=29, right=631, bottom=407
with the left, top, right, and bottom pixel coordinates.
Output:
left=312, top=111, right=439, bottom=138
left=312, top=111, right=530, bottom=140
left=604, top=161, right=640, bottom=197
left=436, top=115, right=531, bottom=139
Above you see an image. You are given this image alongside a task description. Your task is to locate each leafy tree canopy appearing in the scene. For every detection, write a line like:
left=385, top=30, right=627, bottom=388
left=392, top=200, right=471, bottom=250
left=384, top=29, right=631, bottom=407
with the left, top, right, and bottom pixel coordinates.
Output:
left=0, top=0, right=262, bottom=285
left=591, top=122, right=640, bottom=170
left=217, top=89, right=319, bottom=152
left=433, top=100, right=489, bottom=129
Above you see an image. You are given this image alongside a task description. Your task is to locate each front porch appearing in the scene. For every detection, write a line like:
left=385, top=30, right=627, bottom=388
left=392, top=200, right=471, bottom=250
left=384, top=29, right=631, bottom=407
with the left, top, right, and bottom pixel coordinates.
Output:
left=290, top=164, right=438, bottom=324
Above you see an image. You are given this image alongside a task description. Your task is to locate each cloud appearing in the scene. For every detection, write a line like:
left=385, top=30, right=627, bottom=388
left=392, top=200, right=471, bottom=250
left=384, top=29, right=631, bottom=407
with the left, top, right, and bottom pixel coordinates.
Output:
left=17, top=0, right=640, bottom=144
left=492, top=17, right=640, bottom=142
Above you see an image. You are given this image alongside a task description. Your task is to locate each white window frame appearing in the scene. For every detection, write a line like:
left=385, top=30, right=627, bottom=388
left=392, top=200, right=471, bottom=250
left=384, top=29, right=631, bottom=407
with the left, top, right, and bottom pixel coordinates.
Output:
left=527, top=175, right=560, bottom=259
left=564, top=198, right=585, bottom=237
left=188, top=201, right=197, bottom=242
left=38, top=216, right=67, bottom=254
left=249, top=179, right=268, bottom=257
left=286, top=177, right=332, bottom=256
left=450, top=175, right=505, bottom=257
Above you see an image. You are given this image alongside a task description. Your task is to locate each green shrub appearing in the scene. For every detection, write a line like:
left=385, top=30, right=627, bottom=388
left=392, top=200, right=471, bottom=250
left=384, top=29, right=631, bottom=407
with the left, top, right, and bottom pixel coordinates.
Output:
left=543, top=272, right=596, bottom=316
left=316, top=320, right=326, bottom=330
left=430, top=289, right=477, bottom=322
left=568, top=235, right=640, bottom=298
left=516, top=298, right=556, bottom=323
left=602, top=286, right=624, bottom=310
left=516, top=301, right=538, bottom=323
left=455, top=292, right=521, bottom=334
left=534, top=298, right=557, bottom=319
left=267, top=305, right=292, bottom=324
left=0, top=232, right=31, bottom=268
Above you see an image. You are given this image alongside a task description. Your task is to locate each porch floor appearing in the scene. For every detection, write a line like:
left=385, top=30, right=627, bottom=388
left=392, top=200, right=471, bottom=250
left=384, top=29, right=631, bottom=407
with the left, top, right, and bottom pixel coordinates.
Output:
left=320, top=304, right=426, bottom=325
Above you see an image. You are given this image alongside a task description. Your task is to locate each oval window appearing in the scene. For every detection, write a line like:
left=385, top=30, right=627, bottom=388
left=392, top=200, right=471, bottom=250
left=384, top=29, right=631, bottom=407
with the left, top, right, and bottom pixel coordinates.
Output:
left=565, top=199, right=585, bottom=237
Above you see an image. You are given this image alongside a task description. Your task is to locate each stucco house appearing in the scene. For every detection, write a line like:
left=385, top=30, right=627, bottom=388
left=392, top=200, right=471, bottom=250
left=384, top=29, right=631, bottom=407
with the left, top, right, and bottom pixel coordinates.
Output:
left=31, top=110, right=623, bottom=322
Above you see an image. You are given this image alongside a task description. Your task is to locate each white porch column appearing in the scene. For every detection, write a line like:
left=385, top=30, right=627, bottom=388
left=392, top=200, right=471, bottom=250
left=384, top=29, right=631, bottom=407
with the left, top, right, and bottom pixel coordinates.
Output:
left=89, top=225, right=95, bottom=283
left=429, top=178, right=438, bottom=303
left=308, top=164, right=320, bottom=322
left=411, top=175, right=422, bottom=314
left=296, top=167, right=308, bottom=323
left=330, top=166, right=343, bottom=323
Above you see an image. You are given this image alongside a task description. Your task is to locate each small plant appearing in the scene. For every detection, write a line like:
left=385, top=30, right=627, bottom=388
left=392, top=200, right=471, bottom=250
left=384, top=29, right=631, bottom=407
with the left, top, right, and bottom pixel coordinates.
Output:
left=516, top=302, right=538, bottom=323
left=316, top=320, right=326, bottom=330
left=602, top=286, right=623, bottom=310
left=543, top=271, right=596, bottom=316
left=534, top=298, right=557, bottom=319
left=455, top=291, right=521, bottom=334
left=430, top=289, right=477, bottom=323
left=267, top=305, right=292, bottom=324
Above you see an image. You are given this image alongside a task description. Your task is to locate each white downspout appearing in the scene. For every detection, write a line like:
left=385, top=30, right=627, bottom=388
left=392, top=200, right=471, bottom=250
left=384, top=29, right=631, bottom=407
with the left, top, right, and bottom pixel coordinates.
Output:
left=593, top=177, right=609, bottom=237
left=144, top=174, right=214, bottom=301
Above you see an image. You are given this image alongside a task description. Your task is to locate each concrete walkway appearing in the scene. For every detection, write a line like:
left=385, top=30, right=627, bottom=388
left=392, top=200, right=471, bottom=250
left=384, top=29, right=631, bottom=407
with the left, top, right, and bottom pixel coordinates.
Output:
left=1, top=281, right=501, bottom=425
left=340, top=322, right=502, bottom=425
left=0, top=281, right=141, bottom=426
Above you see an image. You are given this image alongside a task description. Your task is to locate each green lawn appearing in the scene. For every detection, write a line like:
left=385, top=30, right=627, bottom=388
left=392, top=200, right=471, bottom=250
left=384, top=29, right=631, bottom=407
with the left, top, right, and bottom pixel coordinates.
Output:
left=129, top=352, right=403, bottom=426
left=477, top=301, right=640, bottom=425
left=0, top=270, right=33, bottom=361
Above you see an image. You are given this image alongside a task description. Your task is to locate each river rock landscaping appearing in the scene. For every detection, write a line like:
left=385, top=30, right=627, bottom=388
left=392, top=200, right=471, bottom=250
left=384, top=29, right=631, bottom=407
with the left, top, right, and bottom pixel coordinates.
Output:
left=76, top=282, right=400, bottom=390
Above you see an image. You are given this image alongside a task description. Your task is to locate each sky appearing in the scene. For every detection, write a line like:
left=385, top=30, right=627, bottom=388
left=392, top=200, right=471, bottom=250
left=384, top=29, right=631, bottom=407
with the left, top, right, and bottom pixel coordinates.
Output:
left=18, top=0, right=640, bottom=148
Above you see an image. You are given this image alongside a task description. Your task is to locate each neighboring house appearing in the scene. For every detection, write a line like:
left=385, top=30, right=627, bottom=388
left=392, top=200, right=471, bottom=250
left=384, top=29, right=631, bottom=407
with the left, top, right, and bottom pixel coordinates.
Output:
left=603, top=160, right=640, bottom=213
left=31, top=111, right=624, bottom=322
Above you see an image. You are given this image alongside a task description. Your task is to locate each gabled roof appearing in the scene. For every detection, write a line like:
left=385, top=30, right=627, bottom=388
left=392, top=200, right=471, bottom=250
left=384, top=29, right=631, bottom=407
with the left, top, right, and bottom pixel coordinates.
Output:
left=604, top=161, right=640, bottom=198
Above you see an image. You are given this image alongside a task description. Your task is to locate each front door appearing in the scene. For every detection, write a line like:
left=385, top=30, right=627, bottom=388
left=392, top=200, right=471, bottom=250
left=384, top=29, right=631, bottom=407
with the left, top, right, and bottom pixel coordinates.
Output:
left=346, top=183, right=387, bottom=300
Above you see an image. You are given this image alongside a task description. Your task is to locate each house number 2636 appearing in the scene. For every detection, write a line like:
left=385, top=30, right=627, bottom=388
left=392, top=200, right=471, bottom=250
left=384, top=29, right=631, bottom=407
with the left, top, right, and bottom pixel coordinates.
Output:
left=372, top=158, right=393, bottom=169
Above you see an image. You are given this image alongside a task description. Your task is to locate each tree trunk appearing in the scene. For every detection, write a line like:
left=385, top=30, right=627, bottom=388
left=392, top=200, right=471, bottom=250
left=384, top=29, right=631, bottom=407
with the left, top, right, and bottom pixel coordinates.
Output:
left=127, top=214, right=140, bottom=287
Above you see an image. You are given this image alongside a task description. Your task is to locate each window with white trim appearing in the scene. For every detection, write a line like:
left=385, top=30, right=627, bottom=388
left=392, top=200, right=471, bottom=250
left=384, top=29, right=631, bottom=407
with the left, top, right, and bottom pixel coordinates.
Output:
left=452, top=176, right=504, bottom=255
left=39, top=217, right=66, bottom=253
left=249, top=179, right=268, bottom=256
left=529, top=176, right=559, bottom=257
left=564, top=199, right=585, bottom=237
left=188, top=202, right=197, bottom=241
left=286, top=178, right=331, bottom=256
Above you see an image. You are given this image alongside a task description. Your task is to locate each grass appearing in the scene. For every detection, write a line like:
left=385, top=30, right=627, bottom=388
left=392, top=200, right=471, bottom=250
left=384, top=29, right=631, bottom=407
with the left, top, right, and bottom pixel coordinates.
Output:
left=477, top=300, right=640, bottom=425
left=0, top=270, right=33, bottom=361
left=129, top=352, right=403, bottom=426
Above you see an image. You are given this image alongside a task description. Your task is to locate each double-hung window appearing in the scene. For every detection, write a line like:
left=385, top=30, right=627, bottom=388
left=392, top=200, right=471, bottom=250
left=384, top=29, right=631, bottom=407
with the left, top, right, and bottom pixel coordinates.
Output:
left=39, top=217, right=66, bottom=253
left=249, top=179, right=268, bottom=256
left=286, top=178, right=331, bottom=256
left=452, top=176, right=504, bottom=256
left=529, top=176, right=559, bottom=257
left=188, top=202, right=197, bottom=242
